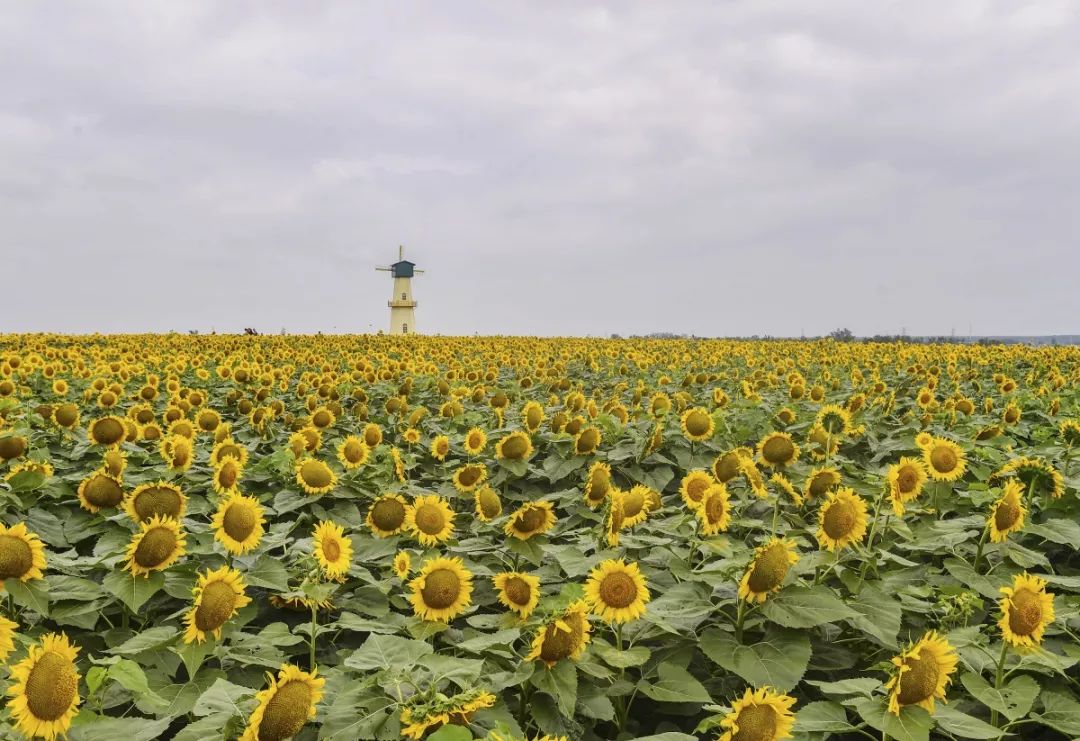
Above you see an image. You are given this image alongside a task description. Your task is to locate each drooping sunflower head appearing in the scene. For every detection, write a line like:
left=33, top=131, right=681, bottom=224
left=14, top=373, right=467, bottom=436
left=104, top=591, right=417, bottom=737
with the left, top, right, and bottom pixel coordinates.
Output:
left=0, top=522, right=47, bottom=586
left=923, top=437, right=966, bottom=481
left=464, top=427, right=487, bottom=456
left=183, top=565, right=251, bottom=643
left=408, top=556, right=474, bottom=622
left=738, top=537, right=799, bottom=603
left=803, top=467, right=841, bottom=501
left=815, top=404, right=852, bottom=437
left=716, top=686, right=797, bottom=741
left=525, top=600, right=592, bottom=667
left=295, top=457, right=337, bottom=495
left=239, top=664, right=325, bottom=741
left=493, top=571, right=541, bottom=619
left=816, top=487, right=869, bottom=552
left=474, top=486, right=502, bottom=521
left=124, top=481, right=187, bottom=524
left=496, top=430, right=534, bottom=461
left=998, top=572, right=1055, bottom=649
left=988, top=480, right=1026, bottom=543
left=573, top=426, right=602, bottom=455
left=452, top=463, right=488, bottom=492
left=696, top=483, right=732, bottom=536
left=366, top=493, right=408, bottom=537
left=885, top=631, right=958, bottom=715
left=769, top=473, right=803, bottom=507
left=740, top=459, right=769, bottom=499
left=504, top=500, right=557, bottom=540
left=211, top=492, right=265, bottom=556
left=312, top=521, right=353, bottom=581
left=757, top=432, right=799, bottom=469
left=680, top=407, right=714, bottom=442
left=585, top=559, right=650, bottom=624
left=87, top=415, right=126, bottom=446
left=583, top=462, right=613, bottom=508
left=125, top=515, right=186, bottom=577
left=680, top=470, right=714, bottom=510
left=1058, top=419, right=1080, bottom=447
left=6, top=632, right=82, bottom=741
left=806, top=425, right=840, bottom=461
left=405, top=495, right=456, bottom=546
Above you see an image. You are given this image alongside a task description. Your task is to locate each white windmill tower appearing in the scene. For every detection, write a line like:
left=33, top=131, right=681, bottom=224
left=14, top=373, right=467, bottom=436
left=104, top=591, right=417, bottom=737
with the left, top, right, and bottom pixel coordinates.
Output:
left=375, top=246, right=424, bottom=335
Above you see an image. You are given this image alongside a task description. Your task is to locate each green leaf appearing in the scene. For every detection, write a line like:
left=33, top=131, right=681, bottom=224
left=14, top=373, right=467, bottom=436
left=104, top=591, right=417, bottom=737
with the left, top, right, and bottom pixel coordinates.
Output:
left=1025, top=518, right=1080, bottom=546
left=1031, top=688, right=1080, bottom=736
left=960, top=672, right=1039, bottom=721
left=759, top=585, right=859, bottom=628
left=591, top=642, right=651, bottom=668
left=244, top=555, right=292, bottom=591
left=854, top=696, right=932, bottom=741
left=107, top=626, right=179, bottom=655
left=933, top=704, right=1003, bottom=739
left=174, top=637, right=216, bottom=679
left=107, top=659, right=166, bottom=706
left=102, top=570, right=164, bottom=612
left=68, top=716, right=173, bottom=741
left=417, top=654, right=485, bottom=688
left=699, top=627, right=811, bottom=692
left=427, top=727, right=473, bottom=741
left=4, top=578, right=50, bottom=616
left=344, top=634, right=433, bottom=672
left=636, top=662, right=711, bottom=704
left=192, top=678, right=253, bottom=717
left=794, top=701, right=853, bottom=732
left=845, top=584, right=902, bottom=648
left=804, top=677, right=882, bottom=697
left=85, top=666, right=107, bottom=696
left=531, top=660, right=577, bottom=718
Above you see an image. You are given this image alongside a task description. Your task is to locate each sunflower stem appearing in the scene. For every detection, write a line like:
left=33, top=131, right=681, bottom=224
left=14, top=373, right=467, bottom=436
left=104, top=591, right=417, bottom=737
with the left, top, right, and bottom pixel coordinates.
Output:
left=309, top=603, right=318, bottom=671
left=991, top=641, right=1008, bottom=727
left=734, top=599, right=746, bottom=643
left=854, top=485, right=890, bottom=593
left=972, top=523, right=991, bottom=573
left=769, top=495, right=781, bottom=536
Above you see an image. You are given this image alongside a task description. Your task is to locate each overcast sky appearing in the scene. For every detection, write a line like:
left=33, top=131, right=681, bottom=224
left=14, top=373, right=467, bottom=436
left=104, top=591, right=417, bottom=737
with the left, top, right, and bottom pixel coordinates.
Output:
left=4, top=2, right=1079, bottom=337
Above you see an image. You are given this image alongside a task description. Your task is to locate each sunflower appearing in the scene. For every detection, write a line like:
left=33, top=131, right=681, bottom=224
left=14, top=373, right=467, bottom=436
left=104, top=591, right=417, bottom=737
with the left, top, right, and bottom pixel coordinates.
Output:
left=738, top=538, right=799, bottom=603
left=87, top=415, right=126, bottom=446
left=51, top=404, right=79, bottom=429
left=816, top=487, right=869, bottom=552
left=474, top=486, right=502, bottom=521
left=124, top=481, right=187, bottom=524
left=362, top=422, right=383, bottom=448
left=405, top=495, right=456, bottom=546
left=680, top=470, right=714, bottom=511
left=0, top=523, right=47, bottom=587
left=452, top=463, right=488, bottom=492
left=815, top=404, right=852, bottom=436
left=239, top=664, right=325, bottom=741
left=464, top=427, right=488, bottom=456
left=915, top=431, right=934, bottom=449
left=211, top=492, right=265, bottom=555
left=716, top=687, right=797, bottom=741
left=310, top=406, right=336, bottom=429
left=998, top=573, right=1055, bottom=649
left=124, top=515, right=186, bottom=577
left=584, top=462, right=614, bottom=508
left=573, top=426, right=602, bottom=455
left=522, top=401, right=545, bottom=432
left=757, top=432, right=800, bottom=469
left=311, top=521, right=353, bottom=581
left=740, top=459, right=769, bottom=498
left=680, top=407, right=714, bottom=442
left=429, top=435, right=451, bottom=462
left=493, top=571, right=541, bottom=618
left=212, top=458, right=243, bottom=495
left=992, top=457, right=1063, bottom=499
left=886, top=457, right=928, bottom=516
left=988, top=480, right=1026, bottom=543
left=712, top=450, right=746, bottom=483
left=806, top=425, right=840, bottom=461
left=696, top=483, right=732, bottom=535
left=183, top=566, right=251, bottom=643
left=295, top=457, right=337, bottom=495
left=496, top=430, right=534, bottom=461
left=1059, top=419, right=1080, bottom=446
left=6, top=633, right=81, bottom=741
left=504, top=501, right=556, bottom=540
left=620, top=485, right=653, bottom=528
left=76, top=471, right=124, bottom=513
left=923, top=437, right=966, bottom=481
left=0, top=615, right=16, bottom=661
left=160, top=434, right=194, bottom=471
left=885, top=631, right=958, bottom=715
left=333, top=436, right=368, bottom=470
left=0, top=433, right=28, bottom=461
left=408, top=556, right=474, bottom=622
left=366, top=493, right=409, bottom=537
left=525, top=600, right=592, bottom=667
left=605, top=490, right=626, bottom=546
left=390, top=446, right=407, bottom=481
left=101, top=448, right=126, bottom=478
left=585, top=559, right=650, bottom=624
left=400, top=689, right=497, bottom=740
left=769, top=473, right=803, bottom=507
left=402, top=427, right=421, bottom=445
left=393, top=551, right=411, bottom=579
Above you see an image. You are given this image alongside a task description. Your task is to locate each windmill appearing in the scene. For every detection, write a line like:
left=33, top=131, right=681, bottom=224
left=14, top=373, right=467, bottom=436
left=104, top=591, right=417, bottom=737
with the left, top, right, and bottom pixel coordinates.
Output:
left=376, top=246, right=423, bottom=335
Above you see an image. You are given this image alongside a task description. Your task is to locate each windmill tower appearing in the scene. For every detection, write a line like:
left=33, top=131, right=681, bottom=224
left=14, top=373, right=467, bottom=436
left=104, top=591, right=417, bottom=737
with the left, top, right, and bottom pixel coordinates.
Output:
left=376, top=246, right=423, bottom=335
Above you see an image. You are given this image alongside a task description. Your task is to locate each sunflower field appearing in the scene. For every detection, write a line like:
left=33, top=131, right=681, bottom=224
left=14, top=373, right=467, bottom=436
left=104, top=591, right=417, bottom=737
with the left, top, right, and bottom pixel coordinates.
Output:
left=0, top=334, right=1078, bottom=741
